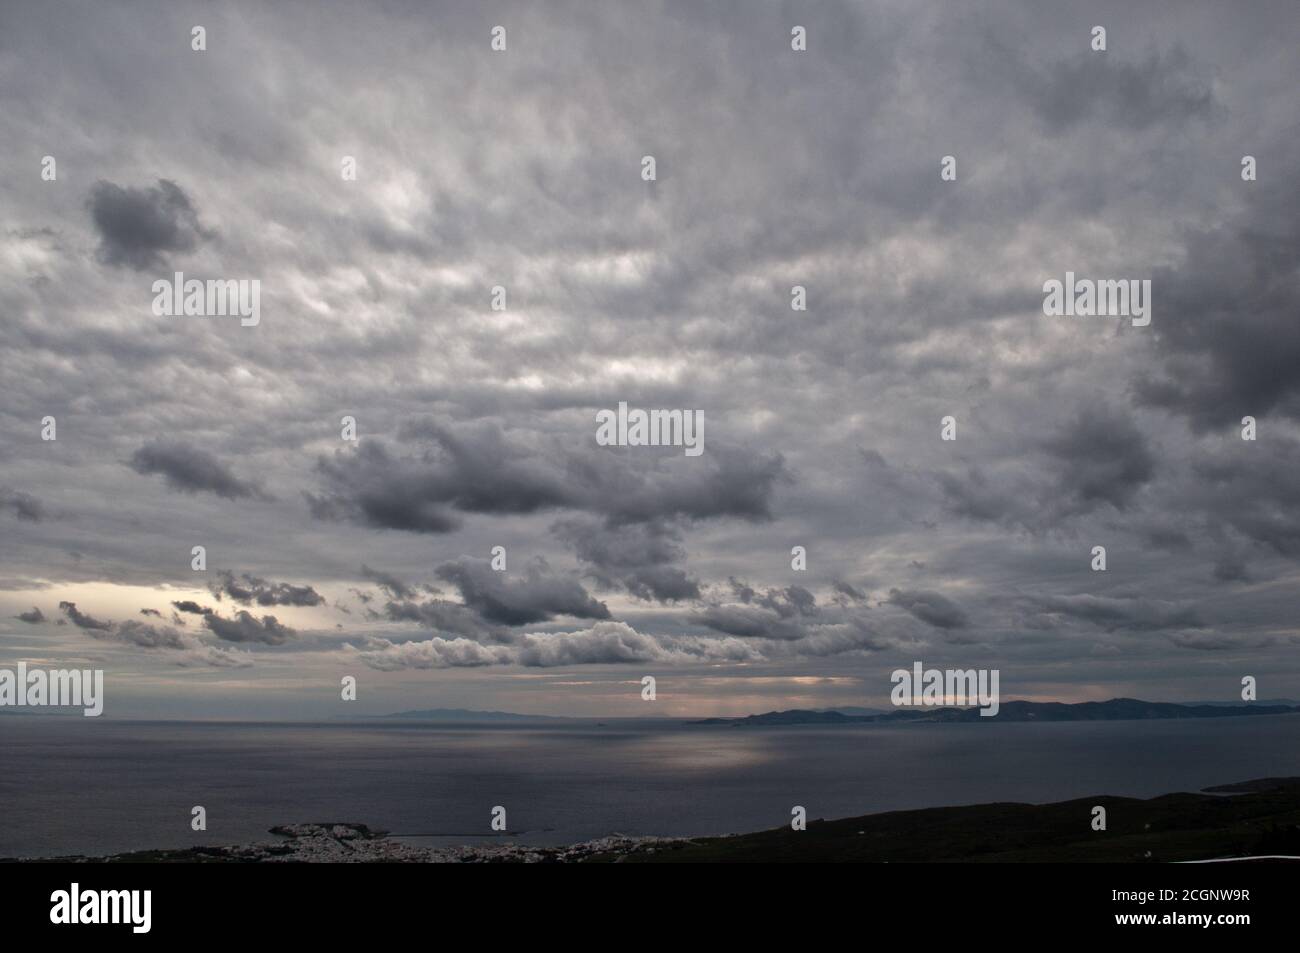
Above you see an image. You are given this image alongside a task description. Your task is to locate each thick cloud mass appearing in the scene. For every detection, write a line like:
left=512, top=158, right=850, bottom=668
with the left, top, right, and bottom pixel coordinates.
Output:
left=88, top=178, right=208, bottom=270
left=887, top=589, right=971, bottom=631
left=130, top=440, right=265, bottom=500
left=201, top=610, right=296, bottom=645
left=0, top=487, right=45, bottom=522
left=554, top=517, right=702, bottom=601
left=1, top=1, right=1298, bottom=716
left=435, top=557, right=610, bottom=626
left=210, top=570, right=324, bottom=607
left=307, top=424, right=785, bottom=533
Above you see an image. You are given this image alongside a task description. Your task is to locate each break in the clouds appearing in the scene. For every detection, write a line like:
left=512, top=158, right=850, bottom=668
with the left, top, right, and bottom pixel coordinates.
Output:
left=1025, top=593, right=1203, bottom=634
left=1, top=0, right=1298, bottom=718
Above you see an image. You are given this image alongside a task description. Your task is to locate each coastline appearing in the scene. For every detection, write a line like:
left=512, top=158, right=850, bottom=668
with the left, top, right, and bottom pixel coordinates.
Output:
left=11, top=777, right=1300, bottom=864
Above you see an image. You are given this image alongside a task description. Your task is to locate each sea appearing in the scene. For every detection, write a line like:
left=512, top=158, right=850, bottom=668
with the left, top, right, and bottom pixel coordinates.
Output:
left=4, top=714, right=1300, bottom=858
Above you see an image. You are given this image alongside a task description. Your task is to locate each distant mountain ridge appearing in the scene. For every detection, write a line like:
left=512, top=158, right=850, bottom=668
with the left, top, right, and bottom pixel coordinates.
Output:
left=691, top=698, right=1300, bottom=726
left=371, top=699, right=1300, bottom=725
left=377, top=708, right=569, bottom=722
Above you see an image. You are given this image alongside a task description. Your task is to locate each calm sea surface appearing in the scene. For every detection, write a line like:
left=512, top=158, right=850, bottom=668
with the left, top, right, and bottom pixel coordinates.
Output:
left=4, top=715, right=1300, bottom=858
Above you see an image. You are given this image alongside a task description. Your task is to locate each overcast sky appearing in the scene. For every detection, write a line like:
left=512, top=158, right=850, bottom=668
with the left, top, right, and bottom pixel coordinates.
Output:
left=2, top=0, right=1298, bottom=719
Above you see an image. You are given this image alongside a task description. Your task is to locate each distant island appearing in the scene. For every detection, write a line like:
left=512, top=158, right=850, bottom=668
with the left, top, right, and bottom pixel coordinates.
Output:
left=688, top=698, right=1300, bottom=726
left=11, top=777, right=1300, bottom=863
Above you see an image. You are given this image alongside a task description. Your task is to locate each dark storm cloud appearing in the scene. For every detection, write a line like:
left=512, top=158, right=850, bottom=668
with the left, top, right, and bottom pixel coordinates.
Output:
left=693, top=583, right=834, bottom=641
left=940, top=405, right=1156, bottom=532
left=693, top=604, right=807, bottom=641
left=307, top=423, right=786, bottom=534
left=1212, top=556, right=1249, bottom=583
left=306, top=424, right=568, bottom=533
left=1166, top=630, right=1272, bottom=652
left=727, top=578, right=756, bottom=604
left=682, top=580, right=915, bottom=657
left=139, top=608, right=162, bottom=617
left=1043, top=405, right=1156, bottom=511
left=380, top=597, right=506, bottom=641
left=435, top=557, right=610, bottom=627
left=0, top=487, right=45, bottom=521
left=359, top=564, right=418, bottom=600
left=938, top=467, right=1030, bottom=530
left=1142, top=525, right=1193, bottom=553
left=1185, top=438, right=1300, bottom=558
left=15, top=607, right=45, bottom=623
left=202, top=610, right=296, bottom=645
left=171, top=600, right=209, bottom=615
left=1135, top=189, right=1300, bottom=431
left=88, top=179, right=209, bottom=270
left=753, top=585, right=818, bottom=617
left=617, top=564, right=701, bottom=602
left=209, top=570, right=325, bottom=607
left=554, top=517, right=701, bottom=602
left=832, top=580, right=867, bottom=602
left=886, top=589, right=970, bottom=630
left=129, top=440, right=265, bottom=500
left=597, top=445, right=789, bottom=525
left=1027, top=594, right=1204, bottom=633
left=1022, top=47, right=1217, bottom=134
left=57, top=600, right=112, bottom=631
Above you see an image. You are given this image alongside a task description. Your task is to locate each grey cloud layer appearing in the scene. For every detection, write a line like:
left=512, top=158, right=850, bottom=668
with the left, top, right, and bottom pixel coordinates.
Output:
left=1, top=1, right=1297, bottom=708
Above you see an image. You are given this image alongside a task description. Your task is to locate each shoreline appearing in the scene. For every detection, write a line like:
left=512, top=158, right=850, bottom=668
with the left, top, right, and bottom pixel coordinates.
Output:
left=7, top=824, right=688, bottom=864
left=10, top=777, right=1300, bottom=864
